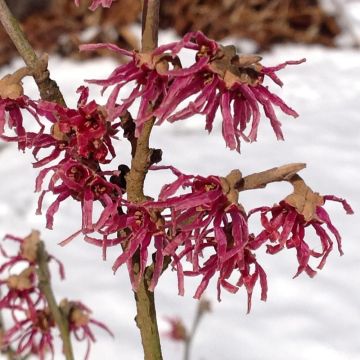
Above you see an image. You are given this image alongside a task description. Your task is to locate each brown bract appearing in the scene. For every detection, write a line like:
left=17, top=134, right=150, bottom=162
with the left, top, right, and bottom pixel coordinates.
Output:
left=21, top=230, right=41, bottom=263
left=284, top=183, right=324, bottom=222
left=70, top=307, right=89, bottom=327
left=0, top=67, right=30, bottom=99
left=220, top=169, right=242, bottom=204
left=136, top=52, right=181, bottom=75
left=33, top=308, right=54, bottom=331
left=7, top=267, right=34, bottom=291
left=208, top=45, right=263, bottom=88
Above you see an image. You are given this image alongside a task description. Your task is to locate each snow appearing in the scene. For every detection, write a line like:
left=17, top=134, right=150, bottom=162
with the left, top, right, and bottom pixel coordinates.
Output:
left=1, top=30, right=360, bottom=359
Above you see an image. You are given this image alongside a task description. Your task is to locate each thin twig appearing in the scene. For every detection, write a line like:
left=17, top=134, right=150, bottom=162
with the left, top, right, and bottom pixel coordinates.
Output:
left=237, top=163, right=306, bottom=192
left=0, top=0, right=65, bottom=105
left=141, top=0, right=160, bottom=52
left=36, top=242, right=74, bottom=360
left=183, top=298, right=210, bottom=360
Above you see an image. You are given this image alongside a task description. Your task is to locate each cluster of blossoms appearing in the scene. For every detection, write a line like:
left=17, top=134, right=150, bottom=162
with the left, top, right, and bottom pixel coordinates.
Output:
left=81, top=31, right=304, bottom=150
left=0, top=27, right=352, bottom=313
left=249, top=188, right=353, bottom=278
left=0, top=231, right=112, bottom=359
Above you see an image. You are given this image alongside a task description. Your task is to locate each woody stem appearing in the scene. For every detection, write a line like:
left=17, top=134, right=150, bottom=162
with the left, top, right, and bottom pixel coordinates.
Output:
left=127, top=1, right=163, bottom=359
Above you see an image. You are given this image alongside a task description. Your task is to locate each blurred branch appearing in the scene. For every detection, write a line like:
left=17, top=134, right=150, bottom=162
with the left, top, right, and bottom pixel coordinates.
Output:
left=184, top=298, right=211, bottom=360
left=0, top=0, right=65, bottom=104
left=36, top=241, right=74, bottom=360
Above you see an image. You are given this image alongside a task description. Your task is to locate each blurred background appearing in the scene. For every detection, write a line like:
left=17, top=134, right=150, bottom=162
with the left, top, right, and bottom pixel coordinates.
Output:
left=1, top=0, right=359, bottom=66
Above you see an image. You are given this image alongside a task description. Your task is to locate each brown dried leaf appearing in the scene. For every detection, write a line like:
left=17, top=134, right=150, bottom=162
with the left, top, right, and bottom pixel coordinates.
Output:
left=21, top=230, right=41, bottom=263
left=70, top=307, right=89, bottom=327
left=0, top=67, right=30, bottom=99
left=7, top=267, right=34, bottom=291
left=284, top=187, right=324, bottom=222
left=221, top=169, right=242, bottom=204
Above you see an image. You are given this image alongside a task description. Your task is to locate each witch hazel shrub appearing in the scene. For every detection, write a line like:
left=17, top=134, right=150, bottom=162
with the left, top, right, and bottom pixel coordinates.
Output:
left=0, top=0, right=353, bottom=359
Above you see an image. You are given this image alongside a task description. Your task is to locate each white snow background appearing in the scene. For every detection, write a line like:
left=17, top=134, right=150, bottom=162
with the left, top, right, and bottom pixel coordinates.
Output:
left=1, top=8, right=360, bottom=360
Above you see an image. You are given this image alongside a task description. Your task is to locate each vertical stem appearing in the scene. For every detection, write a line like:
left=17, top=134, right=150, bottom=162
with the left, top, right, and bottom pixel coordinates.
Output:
left=36, top=242, right=74, bottom=360
left=134, top=276, right=162, bottom=360
left=141, top=0, right=160, bottom=52
left=0, top=0, right=65, bottom=105
left=126, top=0, right=160, bottom=203
left=183, top=299, right=210, bottom=360
left=127, top=1, right=163, bottom=359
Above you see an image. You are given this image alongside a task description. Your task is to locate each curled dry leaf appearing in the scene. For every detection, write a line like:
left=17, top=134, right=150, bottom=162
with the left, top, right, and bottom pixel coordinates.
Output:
left=284, top=189, right=324, bottom=222
left=0, top=68, right=31, bottom=100
left=20, top=230, right=41, bottom=263
left=7, top=267, right=34, bottom=291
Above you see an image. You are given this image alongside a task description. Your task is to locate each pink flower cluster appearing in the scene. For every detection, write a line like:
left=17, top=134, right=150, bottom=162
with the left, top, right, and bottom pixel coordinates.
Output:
left=82, top=31, right=304, bottom=150
left=0, top=231, right=112, bottom=359
left=0, top=32, right=353, bottom=311
left=249, top=194, right=353, bottom=278
left=143, top=167, right=267, bottom=312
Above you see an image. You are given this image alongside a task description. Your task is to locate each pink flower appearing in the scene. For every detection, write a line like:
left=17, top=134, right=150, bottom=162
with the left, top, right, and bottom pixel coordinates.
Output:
left=85, top=204, right=167, bottom=291
left=2, top=307, right=55, bottom=360
left=153, top=32, right=305, bottom=151
left=35, top=159, right=122, bottom=233
left=249, top=194, right=353, bottom=277
left=82, top=32, right=303, bottom=149
left=144, top=166, right=267, bottom=311
left=0, top=231, right=64, bottom=315
left=0, top=232, right=112, bottom=359
left=37, top=86, right=118, bottom=165
left=79, top=43, right=176, bottom=135
left=0, top=96, right=42, bottom=151
left=0, top=232, right=60, bottom=359
left=163, top=317, right=187, bottom=342
left=74, top=0, right=115, bottom=11
left=65, top=300, right=113, bottom=360
left=0, top=87, right=122, bottom=234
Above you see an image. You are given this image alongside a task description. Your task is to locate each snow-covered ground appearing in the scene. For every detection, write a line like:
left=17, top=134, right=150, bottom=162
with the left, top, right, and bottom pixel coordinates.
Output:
left=1, top=26, right=360, bottom=360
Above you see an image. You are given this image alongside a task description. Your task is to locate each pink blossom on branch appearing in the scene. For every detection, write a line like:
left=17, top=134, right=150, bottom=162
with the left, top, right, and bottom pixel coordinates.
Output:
left=64, top=300, right=114, bottom=360
left=144, top=167, right=268, bottom=312
left=249, top=191, right=353, bottom=278
left=0, top=232, right=112, bottom=359
left=154, top=32, right=305, bottom=151
left=82, top=32, right=304, bottom=151
left=0, top=96, right=42, bottom=152
left=3, top=307, right=55, bottom=360
left=35, top=158, right=122, bottom=234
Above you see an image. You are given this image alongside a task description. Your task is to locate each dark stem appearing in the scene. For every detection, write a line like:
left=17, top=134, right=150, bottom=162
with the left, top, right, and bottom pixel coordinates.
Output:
left=36, top=242, right=74, bottom=360
left=0, top=0, right=65, bottom=105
